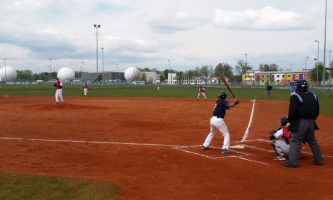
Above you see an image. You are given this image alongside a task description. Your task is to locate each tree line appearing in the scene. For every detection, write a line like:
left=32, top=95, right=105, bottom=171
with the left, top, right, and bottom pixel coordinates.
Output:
left=16, top=60, right=332, bottom=82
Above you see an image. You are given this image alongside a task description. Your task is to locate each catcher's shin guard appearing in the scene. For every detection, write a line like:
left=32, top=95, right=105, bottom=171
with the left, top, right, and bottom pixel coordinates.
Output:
left=271, top=140, right=284, bottom=157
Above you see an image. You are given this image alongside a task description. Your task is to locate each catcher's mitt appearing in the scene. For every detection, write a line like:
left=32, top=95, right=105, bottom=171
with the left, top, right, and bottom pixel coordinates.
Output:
left=269, top=130, right=276, bottom=140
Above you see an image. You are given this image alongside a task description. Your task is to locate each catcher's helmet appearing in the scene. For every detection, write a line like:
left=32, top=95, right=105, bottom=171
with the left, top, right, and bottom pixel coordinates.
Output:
left=280, top=116, right=289, bottom=127
left=296, top=80, right=309, bottom=92
left=218, top=92, right=227, bottom=99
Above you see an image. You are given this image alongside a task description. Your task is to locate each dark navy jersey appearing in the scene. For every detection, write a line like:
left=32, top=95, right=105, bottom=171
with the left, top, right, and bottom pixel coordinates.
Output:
left=288, top=91, right=319, bottom=132
left=213, top=99, right=229, bottom=118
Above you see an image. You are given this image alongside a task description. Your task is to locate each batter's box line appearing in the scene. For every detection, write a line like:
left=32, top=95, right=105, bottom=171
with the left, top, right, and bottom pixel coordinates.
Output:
left=173, top=145, right=270, bottom=166
left=182, top=145, right=253, bottom=156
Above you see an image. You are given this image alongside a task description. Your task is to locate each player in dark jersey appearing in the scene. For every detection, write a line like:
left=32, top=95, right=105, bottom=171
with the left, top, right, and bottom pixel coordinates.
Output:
left=201, top=91, right=239, bottom=155
left=283, top=80, right=323, bottom=168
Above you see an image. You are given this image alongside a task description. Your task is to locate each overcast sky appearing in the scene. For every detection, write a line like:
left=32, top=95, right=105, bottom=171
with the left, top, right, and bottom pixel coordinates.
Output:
left=0, top=0, right=332, bottom=73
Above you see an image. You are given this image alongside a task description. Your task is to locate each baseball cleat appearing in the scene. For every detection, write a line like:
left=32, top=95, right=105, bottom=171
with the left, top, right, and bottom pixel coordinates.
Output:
left=201, top=145, right=209, bottom=150
left=221, top=149, right=231, bottom=155
left=273, top=156, right=286, bottom=161
left=282, top=162, right=298, bottom=168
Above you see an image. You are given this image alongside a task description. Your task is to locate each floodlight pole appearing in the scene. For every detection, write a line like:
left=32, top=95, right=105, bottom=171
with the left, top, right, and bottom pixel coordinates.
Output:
left=305, top=56, right=309, bottom=70
left=3, top=58, right=7, bottom=83
left=322, top=0, right=328, bottom=86
left=101, top=47, right=104, bottom=76
left=49, top=57, right=53, bottom=80
left=81, top=61, right=85, bottom=81
left=314, top=40, right=320, bottom=86
left=94, top=24, right=101, bottom=75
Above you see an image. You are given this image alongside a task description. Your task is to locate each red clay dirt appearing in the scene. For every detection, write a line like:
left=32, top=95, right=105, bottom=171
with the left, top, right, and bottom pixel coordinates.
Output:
left=0, top=96, right=332, bottom=200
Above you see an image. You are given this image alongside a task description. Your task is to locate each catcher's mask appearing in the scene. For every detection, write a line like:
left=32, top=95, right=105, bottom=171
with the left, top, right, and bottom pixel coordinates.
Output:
left=280, top=116, right=289, bottom=127
left=218, top=92, right=227, bottom=100
left=296, top=80, right=309, bottom=92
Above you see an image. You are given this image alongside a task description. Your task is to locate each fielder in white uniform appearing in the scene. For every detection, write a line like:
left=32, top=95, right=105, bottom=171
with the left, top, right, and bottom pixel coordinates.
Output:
left=83, top=82, right=90, bottom=96
left=54, top=78, right=63, bottom=104
left=201, top=92, right=239, bottom=155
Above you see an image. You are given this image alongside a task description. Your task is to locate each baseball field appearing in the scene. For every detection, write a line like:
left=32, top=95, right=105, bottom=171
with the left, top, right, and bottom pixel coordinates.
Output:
left=0, top=84, right=333, bottom=200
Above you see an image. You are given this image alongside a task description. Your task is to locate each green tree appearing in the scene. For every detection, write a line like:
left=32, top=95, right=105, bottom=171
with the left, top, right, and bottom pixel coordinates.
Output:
left=309, top=63, right=329, bottom=82
left=235, top=60, right=252, bottom=74
left=214, top=63, right=233, bottom=79
left=198, top=65, right=209, bottom=77
left=176, top=71, right=184, bottom=80
left=184, top=70, right=194, bottom=79
left=259, top=64, right=279, bottom=71
left=16, top=70, right=33, bottom=81
left=159, top=69, right=169, bottom=82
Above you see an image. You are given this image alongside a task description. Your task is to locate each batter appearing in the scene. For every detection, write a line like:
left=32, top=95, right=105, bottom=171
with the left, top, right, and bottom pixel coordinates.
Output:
left=201, top=91, right=239, bottom=154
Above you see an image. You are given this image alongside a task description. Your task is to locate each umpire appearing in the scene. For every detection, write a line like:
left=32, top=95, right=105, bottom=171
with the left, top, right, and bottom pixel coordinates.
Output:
left=283, top=80, right=323, bottom=168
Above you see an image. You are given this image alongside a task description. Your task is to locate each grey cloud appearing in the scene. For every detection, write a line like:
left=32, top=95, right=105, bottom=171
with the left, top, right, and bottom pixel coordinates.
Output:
left=0, top=30, right=87, bottom=59
left=214, top=6, right=313, bottom=31
left=149, top=12, right=207, bottom=33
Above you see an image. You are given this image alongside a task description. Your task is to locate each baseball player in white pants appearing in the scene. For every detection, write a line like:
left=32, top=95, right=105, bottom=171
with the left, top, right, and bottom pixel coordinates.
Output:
left=54, top=78, right=63, bottom=104
left=203, top=116, right=230, bottom=150
left=201, top=91, right=239, bottom=155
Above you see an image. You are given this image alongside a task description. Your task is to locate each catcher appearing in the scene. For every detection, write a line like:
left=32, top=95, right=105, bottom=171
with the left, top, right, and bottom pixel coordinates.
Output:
left=269, top=116, right=291, bottom=161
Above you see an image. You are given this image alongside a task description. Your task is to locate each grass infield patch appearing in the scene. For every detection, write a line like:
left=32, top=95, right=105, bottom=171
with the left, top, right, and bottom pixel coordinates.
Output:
left=0, top=172, right=119, bottom=200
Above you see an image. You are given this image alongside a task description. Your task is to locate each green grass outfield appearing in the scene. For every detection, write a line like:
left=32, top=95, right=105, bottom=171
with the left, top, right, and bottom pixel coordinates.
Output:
left=0, top=83, right=332, bottom=199
left=1, top=83, right=333, bottom=116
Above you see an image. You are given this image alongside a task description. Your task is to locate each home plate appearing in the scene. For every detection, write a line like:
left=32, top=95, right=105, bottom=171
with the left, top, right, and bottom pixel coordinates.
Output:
left=229, top=144, right=245, bottom=149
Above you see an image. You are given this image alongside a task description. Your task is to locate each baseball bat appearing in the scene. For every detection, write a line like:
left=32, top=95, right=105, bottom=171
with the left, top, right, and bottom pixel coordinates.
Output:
left=220, top=75, right=236, bottom=98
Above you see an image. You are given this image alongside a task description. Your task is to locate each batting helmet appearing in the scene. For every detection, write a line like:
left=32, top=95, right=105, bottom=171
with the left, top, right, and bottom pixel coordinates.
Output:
left=296, top=80, right=309, bottom=92
left=218, top=92, right=227, bottom=99
left=280, top=116, right=289, bottom=127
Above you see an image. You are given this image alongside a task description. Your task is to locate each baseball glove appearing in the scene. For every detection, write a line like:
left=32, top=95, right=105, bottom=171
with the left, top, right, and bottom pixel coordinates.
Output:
left=269, top=130, right=276, bottom=140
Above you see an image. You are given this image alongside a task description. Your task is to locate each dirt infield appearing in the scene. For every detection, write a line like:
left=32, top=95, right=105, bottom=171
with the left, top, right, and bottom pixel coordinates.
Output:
left=1, top=96, right=333, bottom=200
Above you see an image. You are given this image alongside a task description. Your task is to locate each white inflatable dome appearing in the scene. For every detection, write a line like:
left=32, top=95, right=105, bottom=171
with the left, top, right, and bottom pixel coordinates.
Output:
left=0, top=66, right=17, bottom=81
left=124, top=67, right=139, bottom=81
left=57, top=67, right=75, bottom=81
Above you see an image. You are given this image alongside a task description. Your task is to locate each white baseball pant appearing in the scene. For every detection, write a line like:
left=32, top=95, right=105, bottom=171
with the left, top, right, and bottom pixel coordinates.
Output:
left=203, top=116, right=230, bottom=150
left=197, top=92, right=207, bottom=99
left=272, top=140, right=290, bottom=156
left=84, top=88, right=88, bottom=96
left=55, top=89, right=63, bottom=103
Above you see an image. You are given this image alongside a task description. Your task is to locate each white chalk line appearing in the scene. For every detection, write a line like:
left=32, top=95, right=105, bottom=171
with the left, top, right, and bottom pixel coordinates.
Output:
left=241, top=99, right=256, bottom=142
left=174, top=146, right=270, bottom=165
left=0, top=136, right=270, bottom=166
left=172, top=147, right=214, bottom=160
left=0, top=136, right=185, bottom=148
